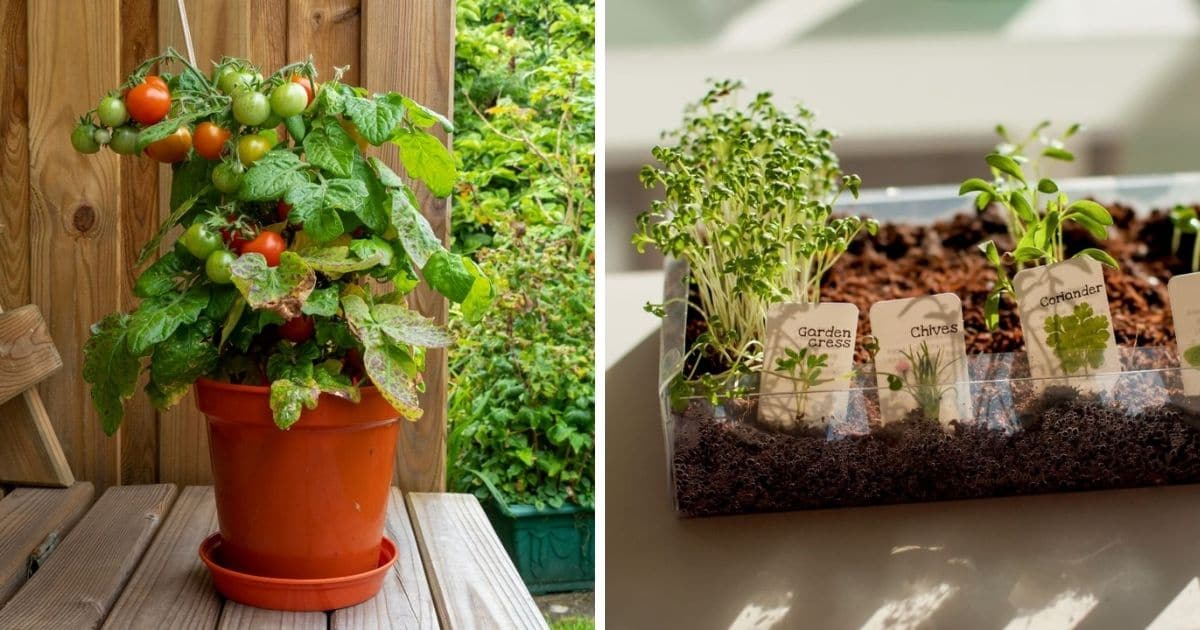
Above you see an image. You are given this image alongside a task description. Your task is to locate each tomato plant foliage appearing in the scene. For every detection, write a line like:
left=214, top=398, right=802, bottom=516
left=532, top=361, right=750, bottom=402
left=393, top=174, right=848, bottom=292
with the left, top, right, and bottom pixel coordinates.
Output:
left=447, top=0, right=595, bottom=510
left=78, top=49, right=491, bottom=433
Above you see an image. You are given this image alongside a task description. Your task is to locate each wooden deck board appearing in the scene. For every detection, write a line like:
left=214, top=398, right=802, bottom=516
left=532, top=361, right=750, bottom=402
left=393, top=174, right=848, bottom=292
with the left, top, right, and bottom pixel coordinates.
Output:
left=216, top=604, right=327, bottom=630
left=102, top=486, right=221, bottom=630
left=331, top=488, right=439, bottom=629
left=0, top=484, right=176, bottom=629
left=407, top=493, right=547, bottom=630
left=0, top=483, right=92, bottom=606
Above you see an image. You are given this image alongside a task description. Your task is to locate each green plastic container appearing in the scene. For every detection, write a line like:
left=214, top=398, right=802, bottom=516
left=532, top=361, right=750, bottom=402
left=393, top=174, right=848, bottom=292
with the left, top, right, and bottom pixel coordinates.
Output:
left=482, top=499, right=595, bottom=594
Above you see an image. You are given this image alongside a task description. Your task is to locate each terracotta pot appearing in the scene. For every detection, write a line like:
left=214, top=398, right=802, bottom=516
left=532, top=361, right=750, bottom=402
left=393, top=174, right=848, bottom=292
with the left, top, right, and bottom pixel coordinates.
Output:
left=195, top=378, right=399, bottom=579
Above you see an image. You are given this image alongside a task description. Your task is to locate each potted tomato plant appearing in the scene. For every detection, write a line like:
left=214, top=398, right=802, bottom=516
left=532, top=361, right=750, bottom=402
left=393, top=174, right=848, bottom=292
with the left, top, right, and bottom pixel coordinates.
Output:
left=76, top=49, right=490, bottom=610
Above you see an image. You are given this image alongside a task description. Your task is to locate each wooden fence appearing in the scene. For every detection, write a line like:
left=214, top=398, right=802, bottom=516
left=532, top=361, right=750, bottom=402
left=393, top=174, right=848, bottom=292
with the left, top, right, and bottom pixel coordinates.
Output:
left=0, top=0, right=453, bottom=493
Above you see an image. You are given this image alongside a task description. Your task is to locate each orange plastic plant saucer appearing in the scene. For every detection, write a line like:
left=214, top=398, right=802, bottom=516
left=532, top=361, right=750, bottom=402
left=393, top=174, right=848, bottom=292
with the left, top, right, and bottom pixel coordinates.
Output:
left=199, top=534, right=397, bottom=611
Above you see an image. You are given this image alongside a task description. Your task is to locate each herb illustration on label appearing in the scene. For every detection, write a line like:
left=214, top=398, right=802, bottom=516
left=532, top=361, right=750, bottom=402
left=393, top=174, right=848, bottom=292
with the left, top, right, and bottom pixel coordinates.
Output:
left=1012, top=257, right=1120, bottom=385
left=884, top=341, right=961, bottom=423
left=759, top=302, right=859, bottom=430
left=868, top=293, right=970, bottom=425
left=1043, top=302, right=1109, bottom=375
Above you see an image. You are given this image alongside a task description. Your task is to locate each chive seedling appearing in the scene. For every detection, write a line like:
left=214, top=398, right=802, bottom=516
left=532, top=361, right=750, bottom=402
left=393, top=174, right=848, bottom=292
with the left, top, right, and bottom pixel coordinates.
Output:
left=634, top=80, right=877, bottom=395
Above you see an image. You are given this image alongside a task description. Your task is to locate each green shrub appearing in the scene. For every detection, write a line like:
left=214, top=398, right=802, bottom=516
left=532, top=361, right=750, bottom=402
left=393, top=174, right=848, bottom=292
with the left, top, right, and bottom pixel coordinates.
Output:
left=447, top=0, right=595, bottom=510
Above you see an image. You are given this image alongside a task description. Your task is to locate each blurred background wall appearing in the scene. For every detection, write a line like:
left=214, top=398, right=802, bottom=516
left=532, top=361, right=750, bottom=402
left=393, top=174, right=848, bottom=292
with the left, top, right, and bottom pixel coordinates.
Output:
left=606, top=0, right=1200, bottom=272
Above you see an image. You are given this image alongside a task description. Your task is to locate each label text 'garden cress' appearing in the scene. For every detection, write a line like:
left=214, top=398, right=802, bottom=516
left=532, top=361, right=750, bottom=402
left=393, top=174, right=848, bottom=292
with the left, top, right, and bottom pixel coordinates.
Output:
left=870, top=294, right=971, bottom=426
left=759, top=302, right=859, bottom=431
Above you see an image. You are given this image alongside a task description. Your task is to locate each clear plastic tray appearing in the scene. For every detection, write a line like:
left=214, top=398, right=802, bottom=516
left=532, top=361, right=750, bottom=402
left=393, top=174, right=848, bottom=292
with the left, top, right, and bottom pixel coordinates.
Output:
left=658, top=173, right=1200, bottom=516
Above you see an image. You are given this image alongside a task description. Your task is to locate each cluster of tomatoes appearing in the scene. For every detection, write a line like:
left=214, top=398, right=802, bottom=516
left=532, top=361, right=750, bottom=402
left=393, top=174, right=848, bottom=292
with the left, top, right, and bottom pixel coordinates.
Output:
left=73, top=61, right=322, bottom=343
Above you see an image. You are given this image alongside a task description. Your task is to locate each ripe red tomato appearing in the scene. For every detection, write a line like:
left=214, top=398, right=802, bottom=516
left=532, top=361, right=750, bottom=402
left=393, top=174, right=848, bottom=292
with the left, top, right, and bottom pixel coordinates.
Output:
left=242, top=230, right=286, bottom=267
left=276, top=200, right=292, bottom=222
left=278, top=316, right=315, bottom=343
left=290, top=74, right=314, bottom=105
left=344, top=347, right=365, bottom=378
left=144, top=126, right=192, bottom=163
left=193, top=122, right=231, bottom=160
left=126, top=77, right=170, bottom=125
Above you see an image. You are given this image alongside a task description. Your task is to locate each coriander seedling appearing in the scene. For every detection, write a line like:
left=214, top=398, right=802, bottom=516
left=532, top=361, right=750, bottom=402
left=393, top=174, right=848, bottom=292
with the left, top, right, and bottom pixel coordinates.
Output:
left=959, top=123, right=1119, bottom=330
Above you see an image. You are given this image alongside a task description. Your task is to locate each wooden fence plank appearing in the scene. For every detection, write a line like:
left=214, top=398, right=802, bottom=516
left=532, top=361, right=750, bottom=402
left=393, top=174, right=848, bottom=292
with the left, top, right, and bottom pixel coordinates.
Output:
left=102, top=486, right=220, bottom=630
left=217, top=605, right=326, bottom=630
left=0, top=482, right=93, bottom=607
left=118, top=0, right=163, bottom=486
left=361, top=0, right=454, bottom=493
left=0, top=305, right=62, bottom=406
left=331, top=487, right=439, bottom=629
left=0, top=484, right=176, bottom=629
left=288, top=0, right=361, bottom=85
left=0, top=0, right=30, bottom=309
left=156, top=0, right=256, bottom=486
left=27, top=0, right=124, bottom=492
left=407, top=493, right=546, bottom=630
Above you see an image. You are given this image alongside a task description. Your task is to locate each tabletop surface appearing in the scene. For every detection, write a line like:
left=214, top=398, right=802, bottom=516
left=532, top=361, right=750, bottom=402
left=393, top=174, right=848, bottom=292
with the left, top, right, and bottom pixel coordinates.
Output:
left=0, top=484, right=547, bottom=630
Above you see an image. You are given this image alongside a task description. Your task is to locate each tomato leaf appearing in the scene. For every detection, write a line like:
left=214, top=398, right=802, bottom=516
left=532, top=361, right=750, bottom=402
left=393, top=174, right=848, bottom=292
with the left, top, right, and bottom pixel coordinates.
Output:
left=239, top=150, right=308, bottom=201
left=423, top=250, right=475, bottom=302
left=390, top=189, right=442, bottom=268
left=392, top=127, right=456, bottom=197
left=343, top=93, right=406, bottom=145
left=149, top=323, right=217, bottom=388
left=402, top=96, right=454, bottom=133
left=269, top=378, right=320, bottom=429
left=371, top=303, right=452, bottom=347
left=231, top=251, right=316, bottom=320
left=303, top=121, right=357, bottom=177
left=83, top=313, right=142, bottom=435
left=285, top=179, right=367, bottom=243
left=127, top=285, right=210, bottom=356
left=301, top=286, right=339, bottom=317
left=351, top=156, right=392, bottom=233
left=299, top=243, right=388, bottom=274
left=136, top=185, right=211, bottom=266
left=313, top=363, right=360, bottom=402
left=362, top=344, right=422, bottom=419
left=134, top=250, right=196, bottom=298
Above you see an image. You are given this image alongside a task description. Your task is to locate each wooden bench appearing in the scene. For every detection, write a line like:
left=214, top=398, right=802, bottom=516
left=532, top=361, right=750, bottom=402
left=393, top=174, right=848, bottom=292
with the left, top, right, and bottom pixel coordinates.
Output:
left=0, top=484, right=548, bottom=629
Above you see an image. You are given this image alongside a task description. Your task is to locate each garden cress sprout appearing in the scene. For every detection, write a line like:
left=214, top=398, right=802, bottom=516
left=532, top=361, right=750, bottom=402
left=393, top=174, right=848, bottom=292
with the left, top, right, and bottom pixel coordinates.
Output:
left=633, top=80, right=877, bottom=396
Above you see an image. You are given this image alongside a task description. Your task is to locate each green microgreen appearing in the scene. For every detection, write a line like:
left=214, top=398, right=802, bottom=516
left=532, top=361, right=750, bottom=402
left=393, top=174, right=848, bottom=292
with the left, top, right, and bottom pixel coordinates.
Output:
left=633, top=80, right=877, bottom=396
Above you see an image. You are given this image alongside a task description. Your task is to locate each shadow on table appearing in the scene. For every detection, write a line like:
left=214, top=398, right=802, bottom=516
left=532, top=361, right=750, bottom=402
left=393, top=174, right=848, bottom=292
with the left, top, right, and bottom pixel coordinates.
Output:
left=606, top=331, right=1200, bottom=629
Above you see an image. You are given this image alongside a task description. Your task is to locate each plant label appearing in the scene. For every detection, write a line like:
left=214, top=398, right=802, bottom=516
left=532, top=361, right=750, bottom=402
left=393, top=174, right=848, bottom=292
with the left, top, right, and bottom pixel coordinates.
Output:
left=1168, top=271, right=1200, bottom=396
left=1012, top=258, right=1120, bottom=390
left=759, top=302, right=858, bottom=431
left=869, top=293, right=971, bottom=426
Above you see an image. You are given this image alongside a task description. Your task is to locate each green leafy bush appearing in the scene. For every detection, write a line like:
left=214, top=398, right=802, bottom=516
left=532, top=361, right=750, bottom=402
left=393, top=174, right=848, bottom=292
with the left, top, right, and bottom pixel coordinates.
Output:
left=447, top=0, right=595, bottom=510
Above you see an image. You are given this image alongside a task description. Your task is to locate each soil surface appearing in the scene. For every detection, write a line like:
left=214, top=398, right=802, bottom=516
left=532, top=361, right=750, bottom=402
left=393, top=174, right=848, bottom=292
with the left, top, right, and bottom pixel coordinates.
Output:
left=674, top=205, right=1200, bottom=516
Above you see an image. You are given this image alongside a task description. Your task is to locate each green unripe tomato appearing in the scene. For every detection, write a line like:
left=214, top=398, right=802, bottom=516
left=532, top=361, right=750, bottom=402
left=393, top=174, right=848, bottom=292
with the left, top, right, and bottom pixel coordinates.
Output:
left=218, top=68, right=256, bottom=95
left=212, top=162, right=244, bottom=194
left=181, top=223, right=222, bottom=260
left=270, top=82, right=308, bottom=118
left=97, top=95, right=129, bottom=127
left=108, top=126, right=139, bottom=154
left=71, top=124, right=101, bottom=154
left=205, top=250, right=237, bottom=284
left=233, top=91, right=270, bottom=126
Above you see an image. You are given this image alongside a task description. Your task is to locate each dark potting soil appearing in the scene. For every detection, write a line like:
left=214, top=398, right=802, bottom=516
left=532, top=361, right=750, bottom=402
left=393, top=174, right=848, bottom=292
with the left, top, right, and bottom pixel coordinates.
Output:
left=673, top=205, right=1200, bottom=516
